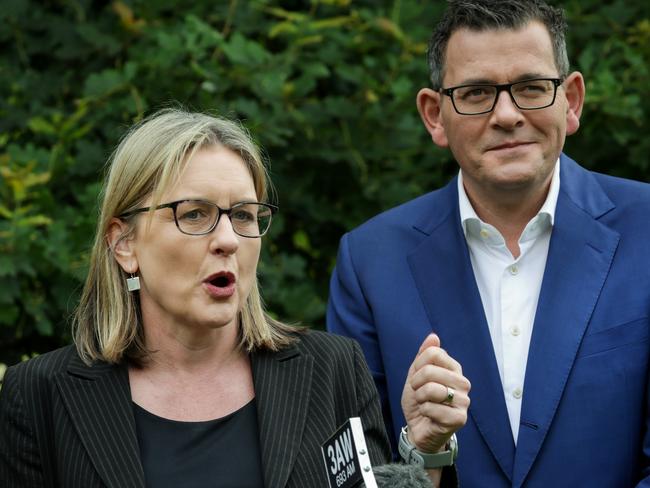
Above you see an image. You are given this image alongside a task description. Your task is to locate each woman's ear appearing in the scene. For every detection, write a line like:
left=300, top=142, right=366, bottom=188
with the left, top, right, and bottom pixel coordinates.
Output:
left=416, top=87, right=450, bottom=148
left=563, top=71, right=585, bottom=136
left=106, top=218, right=138, bottom=274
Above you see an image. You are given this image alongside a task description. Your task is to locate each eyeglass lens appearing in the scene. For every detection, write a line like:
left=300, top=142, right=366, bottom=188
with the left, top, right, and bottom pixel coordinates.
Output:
left=175, top=201, right=272, bottom=237
left=453, top=79, right=557, bottom=114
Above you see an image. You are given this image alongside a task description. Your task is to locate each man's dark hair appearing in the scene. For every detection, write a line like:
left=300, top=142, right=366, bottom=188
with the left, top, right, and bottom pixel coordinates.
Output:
left=427, top=0, right=569, bottom=89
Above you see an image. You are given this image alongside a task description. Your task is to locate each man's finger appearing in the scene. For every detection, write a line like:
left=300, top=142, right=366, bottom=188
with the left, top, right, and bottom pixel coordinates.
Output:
left=417, top=333, right=440, bottom=354
left=412, top=344, right=462, bottom=374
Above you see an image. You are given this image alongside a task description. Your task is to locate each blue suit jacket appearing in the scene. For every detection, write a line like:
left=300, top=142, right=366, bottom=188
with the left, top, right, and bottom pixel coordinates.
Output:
left=327, top=154, right=650, bottom=487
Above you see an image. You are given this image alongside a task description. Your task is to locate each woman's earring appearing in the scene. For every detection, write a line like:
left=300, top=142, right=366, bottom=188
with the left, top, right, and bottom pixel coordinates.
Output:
left=126, top=273, right=140, bottom=292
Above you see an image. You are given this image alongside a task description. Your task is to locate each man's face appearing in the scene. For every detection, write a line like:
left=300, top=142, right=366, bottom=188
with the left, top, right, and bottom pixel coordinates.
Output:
left=420, top=21, right=583, bottom=199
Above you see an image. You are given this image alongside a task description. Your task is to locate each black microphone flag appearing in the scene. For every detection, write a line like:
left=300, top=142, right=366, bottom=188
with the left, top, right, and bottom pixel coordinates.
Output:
left=321, top=417, right=378, bottom=488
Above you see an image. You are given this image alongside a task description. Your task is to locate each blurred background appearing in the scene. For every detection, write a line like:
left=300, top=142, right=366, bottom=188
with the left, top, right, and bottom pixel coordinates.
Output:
left=1, top=0, right=649, bottom=373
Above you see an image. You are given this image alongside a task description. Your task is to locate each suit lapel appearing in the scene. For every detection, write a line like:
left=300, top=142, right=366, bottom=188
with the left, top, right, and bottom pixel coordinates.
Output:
left=512, top=157, right=619, bottom=487
left=252, top=344, right=313, bottom=488
left=407, top=180, right=516, bottom=481
left=55, top=354, right=145, bottom=488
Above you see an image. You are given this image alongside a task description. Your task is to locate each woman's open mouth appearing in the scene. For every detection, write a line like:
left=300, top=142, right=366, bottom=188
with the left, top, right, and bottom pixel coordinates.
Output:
left=203, top=271, right=236, bottom=298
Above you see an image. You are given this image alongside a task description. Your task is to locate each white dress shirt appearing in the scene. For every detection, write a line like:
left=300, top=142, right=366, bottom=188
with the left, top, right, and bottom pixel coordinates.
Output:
left=457, top=160, right=560, bottom=443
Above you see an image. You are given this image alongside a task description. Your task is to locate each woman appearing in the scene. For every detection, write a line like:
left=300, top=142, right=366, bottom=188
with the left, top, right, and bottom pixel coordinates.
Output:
left=0, top=109, right=464, bottom=487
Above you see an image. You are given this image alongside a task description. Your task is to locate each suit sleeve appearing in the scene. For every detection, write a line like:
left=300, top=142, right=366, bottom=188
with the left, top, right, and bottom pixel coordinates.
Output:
left=327, top=233, right=396, bottom=446
left=0, top=365, right=44, bottom=488
left=636, top=369, right=650, bottom=486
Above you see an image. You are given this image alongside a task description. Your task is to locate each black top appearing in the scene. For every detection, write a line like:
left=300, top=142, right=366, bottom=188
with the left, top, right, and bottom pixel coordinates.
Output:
left=133, top=399, right=265, bottom=488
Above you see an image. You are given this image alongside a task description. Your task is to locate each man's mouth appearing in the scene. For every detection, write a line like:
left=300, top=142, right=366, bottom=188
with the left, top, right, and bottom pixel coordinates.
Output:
left=488, top=141, right=532, bottom=151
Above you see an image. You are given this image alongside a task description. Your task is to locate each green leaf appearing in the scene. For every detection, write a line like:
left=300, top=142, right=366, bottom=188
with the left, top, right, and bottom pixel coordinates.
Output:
left=27, top=117, right=56, bottom=135
left=222, top=33, right=271, bottom=66
left=0, top=305, right=19, bottom=325
left=35, top=318, right=53, bottom=336
left=0, top=205, right=13, bottom=219
left=292, top=230, right=311, bottom=252
left=0, top=256, right=16, bottom=277
left=83, top=69, right=126, bottom=97
left=16, top=215, right=53, bottom=227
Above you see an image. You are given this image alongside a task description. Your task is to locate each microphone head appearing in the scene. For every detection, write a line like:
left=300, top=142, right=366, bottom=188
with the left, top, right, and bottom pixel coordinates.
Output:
left=362, top=463, right=433, bottom=488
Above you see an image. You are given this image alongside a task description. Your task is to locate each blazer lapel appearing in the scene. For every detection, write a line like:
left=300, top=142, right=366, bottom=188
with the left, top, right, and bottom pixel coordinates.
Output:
left=407, top=180, right=516, bottom=481
left=55, top=354, right=145, bottom=488
left=252, top=344, right=313, bottom=488
left=512, top=157, right=619, bottom=487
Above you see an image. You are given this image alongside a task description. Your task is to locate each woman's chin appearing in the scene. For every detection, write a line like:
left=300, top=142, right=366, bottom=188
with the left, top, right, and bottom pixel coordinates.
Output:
left=202, top=314, right=238, bottom=331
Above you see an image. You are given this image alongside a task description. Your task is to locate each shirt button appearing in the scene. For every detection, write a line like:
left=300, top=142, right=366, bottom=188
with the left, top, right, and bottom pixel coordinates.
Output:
left=509, top=264, right=519, bottom=275
left=480, top=229, right=490, bottom=239
left=513, top=387, right=523, bottom=399
left=511, top=326, right=521, bottom=336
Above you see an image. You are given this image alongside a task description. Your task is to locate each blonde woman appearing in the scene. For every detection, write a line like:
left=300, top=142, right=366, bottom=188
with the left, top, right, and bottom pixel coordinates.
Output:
left=0, top=109, right=467, bottom=487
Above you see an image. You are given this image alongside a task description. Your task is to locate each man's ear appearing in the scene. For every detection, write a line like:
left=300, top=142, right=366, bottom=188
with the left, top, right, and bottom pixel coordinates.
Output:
left=416, top=88, right=449, bottom=148
left=106, top=218, right=138, bottom=274
left=563, top=71, right=585, bottom=136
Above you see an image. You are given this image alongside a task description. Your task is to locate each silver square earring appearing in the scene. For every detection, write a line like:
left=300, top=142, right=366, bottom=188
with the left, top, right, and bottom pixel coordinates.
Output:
left=126, top=273, right=140, bottom=292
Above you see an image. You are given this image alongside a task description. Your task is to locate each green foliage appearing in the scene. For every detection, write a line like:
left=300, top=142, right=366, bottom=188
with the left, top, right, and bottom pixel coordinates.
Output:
left=1, top=0, right=649, bottom=364
left=564, top=0, right=650, bottom=179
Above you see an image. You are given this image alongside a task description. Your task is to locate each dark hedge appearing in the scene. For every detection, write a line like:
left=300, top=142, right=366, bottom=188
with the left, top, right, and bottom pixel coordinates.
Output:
left=1, top=0, right=649, bottom=366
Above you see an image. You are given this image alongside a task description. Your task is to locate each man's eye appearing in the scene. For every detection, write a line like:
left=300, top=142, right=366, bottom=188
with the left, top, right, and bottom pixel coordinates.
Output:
left=458, top=87, right=491, bottom=100
left=468, top=88, right=487, bottom=96
left=517, top=83, right=548, bottom=94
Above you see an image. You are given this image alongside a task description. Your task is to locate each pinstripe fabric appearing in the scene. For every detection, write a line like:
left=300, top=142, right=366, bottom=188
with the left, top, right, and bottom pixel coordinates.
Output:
left=252, top=331, right=391, bottom=487
left=0, top=330, right=392, bottom=487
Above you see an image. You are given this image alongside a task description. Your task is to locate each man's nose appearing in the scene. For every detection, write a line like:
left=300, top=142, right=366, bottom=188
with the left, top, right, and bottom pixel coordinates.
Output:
left=490, top=90, right=525, bottom=127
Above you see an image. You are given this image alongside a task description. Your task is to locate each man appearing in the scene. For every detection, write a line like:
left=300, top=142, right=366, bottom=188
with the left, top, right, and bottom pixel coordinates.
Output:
left=327, top=1, right=650, bottom=486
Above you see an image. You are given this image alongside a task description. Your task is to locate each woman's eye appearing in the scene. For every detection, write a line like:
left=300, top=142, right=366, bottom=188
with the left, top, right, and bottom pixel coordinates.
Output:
left=180, top=209, right=207, bottom=220
left=232, top=210, right=255, bottom=222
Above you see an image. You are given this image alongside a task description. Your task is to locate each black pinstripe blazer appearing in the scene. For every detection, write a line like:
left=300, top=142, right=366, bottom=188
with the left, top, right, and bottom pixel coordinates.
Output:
left=0, top=330, right=392, bottom=487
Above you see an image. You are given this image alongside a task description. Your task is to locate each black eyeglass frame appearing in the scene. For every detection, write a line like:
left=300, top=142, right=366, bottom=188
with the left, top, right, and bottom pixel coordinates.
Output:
left=119, top=199, right=278, bottom=238
left=440, top=77, right=564, bottom=115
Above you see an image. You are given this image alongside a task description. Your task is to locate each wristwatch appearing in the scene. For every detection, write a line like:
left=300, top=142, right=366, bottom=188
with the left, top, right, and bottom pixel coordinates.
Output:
left=398, top=426, right=458, bottom=469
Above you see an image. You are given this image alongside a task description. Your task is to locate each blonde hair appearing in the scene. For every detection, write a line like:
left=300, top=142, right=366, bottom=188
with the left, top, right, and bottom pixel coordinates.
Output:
left=74, top=108, right=297, bottom=365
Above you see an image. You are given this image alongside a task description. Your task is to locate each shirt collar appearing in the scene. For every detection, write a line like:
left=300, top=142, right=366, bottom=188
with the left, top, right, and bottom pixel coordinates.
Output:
left=458, top=158, right=561, bottom=241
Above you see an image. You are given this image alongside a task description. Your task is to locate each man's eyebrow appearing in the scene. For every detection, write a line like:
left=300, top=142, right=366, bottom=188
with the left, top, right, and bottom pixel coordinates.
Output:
left=451, top=77, right=495, bottom=86
left=512, top=72, right=556, bottom=81
left=451, top=73, right=556, bottom=86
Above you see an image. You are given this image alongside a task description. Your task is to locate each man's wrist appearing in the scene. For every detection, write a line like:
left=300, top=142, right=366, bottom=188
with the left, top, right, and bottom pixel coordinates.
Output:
left=398, top=426, right=458, bottom=469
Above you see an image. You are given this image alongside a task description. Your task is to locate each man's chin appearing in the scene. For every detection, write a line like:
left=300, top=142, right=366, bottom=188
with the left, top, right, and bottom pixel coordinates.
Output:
left=485, top=170, right=546, bottom=193
left=485, top=159, right=549, bottom=186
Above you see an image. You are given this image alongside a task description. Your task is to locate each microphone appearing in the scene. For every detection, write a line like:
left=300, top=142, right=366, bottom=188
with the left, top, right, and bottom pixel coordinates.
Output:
left=321, top=418, right=433, bottom=488
left=363, top=463, right=432, bottom=488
